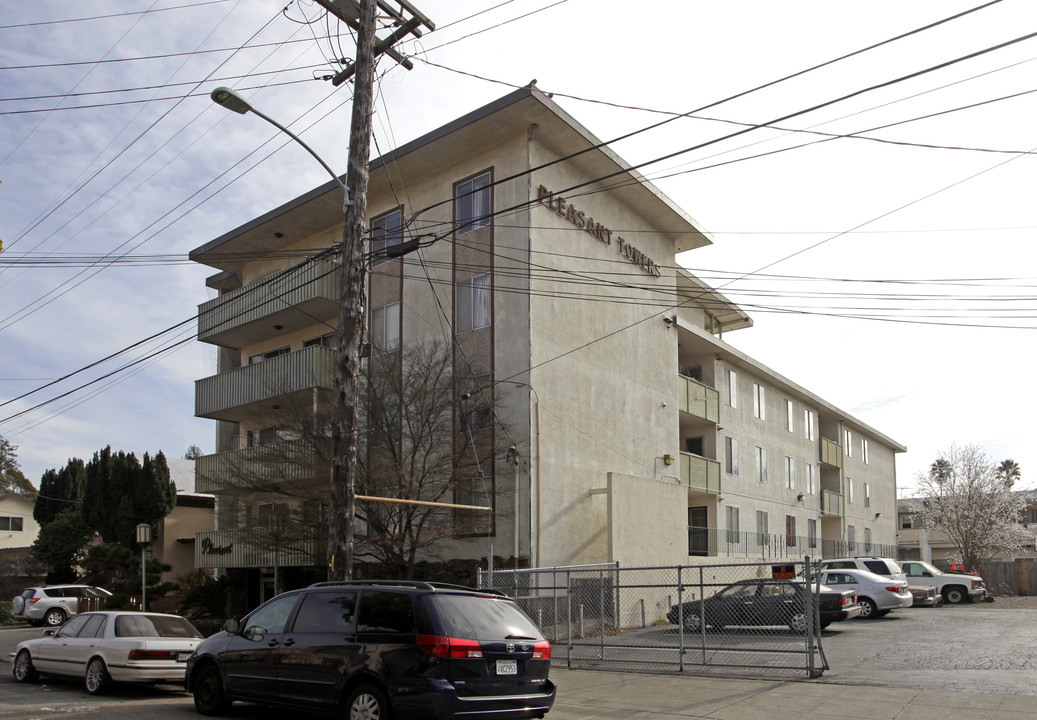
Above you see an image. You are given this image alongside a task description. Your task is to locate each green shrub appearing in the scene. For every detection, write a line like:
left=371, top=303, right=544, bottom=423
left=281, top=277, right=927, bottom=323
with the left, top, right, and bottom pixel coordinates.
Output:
left=0, top=600, right=13, bottom=625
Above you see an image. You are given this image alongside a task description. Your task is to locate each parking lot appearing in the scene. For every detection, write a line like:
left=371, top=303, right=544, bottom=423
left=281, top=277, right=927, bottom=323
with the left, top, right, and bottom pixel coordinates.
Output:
left=1, top=598, right=1036, bottom=719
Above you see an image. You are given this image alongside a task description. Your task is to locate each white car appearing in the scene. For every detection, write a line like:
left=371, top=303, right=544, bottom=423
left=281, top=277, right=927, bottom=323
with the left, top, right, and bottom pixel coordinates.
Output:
left=818, top=568, right=913, bottom=619
left=11, top=611, right=204, bottom=694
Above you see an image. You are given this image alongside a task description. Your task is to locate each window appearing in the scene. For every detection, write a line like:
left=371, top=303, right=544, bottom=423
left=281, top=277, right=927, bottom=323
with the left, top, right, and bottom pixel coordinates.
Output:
left=249, top=346, right=289, bottom=364
left=247, top=428, right=276, bottom=447
left=844, top=429, right=853, bottom=457
left=864, top=527, right=872, bottom=553
left=784, top=399, right=794, bottom=432
left=293, top=591, right=357, bottom=634
left=900, top=513, right=915, bottom=529
left=807, top=518, right=817, bottom=548
left=724, top=436, right=739, bottom=476
left=456, top=171, right=491, bottom=235
left=784, top=456, right=795, bottom=490
left=371, top=208, right=403, bottom=264
left=372, top=301, right=400, bottom=352
left=244, top=593, right=299, bottom=636
left=864, top=482, right=871, bottom=508
left=786, top=515, right=797, bottom=547
left=806, top=464, right=816, bottom=495
left=753, top=383, right=766, bottom=419
left=0, top=516, right=24, bottom=532
left=804, top=409, right=816, bottom=441
left=847, top=524, right=856, bottom=550
left=358, top=591, right=416, bottom=633
left=304, top=332, right=336, bottom=349
left=755, top=446, right=768, bottom=483
left=726, top=505, right=740, bottom=544
left=862, top=438, right=869, bottom=464
left=726, top=368, right=738, bottom=408
left=455, top=273, right=491, bottom=333
left=756, top=510, right=768, bottom=545
left=847, top=477, right=854, bottom=503
left=302, top=499, right=326, bottom=525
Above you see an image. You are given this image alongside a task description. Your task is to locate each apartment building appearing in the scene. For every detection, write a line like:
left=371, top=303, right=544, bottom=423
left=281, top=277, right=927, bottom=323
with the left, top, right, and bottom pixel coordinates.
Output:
left=190, top=86, right=905, bottom=597
left=898, top=494, right=1037, bottom=564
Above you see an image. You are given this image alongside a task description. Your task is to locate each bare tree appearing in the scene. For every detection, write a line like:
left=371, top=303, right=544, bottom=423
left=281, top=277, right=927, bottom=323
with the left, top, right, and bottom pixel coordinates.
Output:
left=916, top=444, right=1029, bottom=571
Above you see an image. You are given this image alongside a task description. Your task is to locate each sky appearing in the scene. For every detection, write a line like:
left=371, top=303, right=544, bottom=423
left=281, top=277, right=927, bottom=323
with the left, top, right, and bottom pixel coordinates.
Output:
left=2, top=0, right=1036, bottom=495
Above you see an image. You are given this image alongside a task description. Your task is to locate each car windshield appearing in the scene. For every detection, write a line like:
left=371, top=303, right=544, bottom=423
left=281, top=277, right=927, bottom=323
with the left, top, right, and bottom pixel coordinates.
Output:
left=116, top=614, right=203, bottom=638
left=433, top=595, right=543, bottom=640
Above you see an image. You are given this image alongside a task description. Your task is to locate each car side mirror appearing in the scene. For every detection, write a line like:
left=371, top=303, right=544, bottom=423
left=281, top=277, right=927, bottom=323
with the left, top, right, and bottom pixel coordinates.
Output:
left=43, top=629, right=55, bottom=637
left=222, top=618, right=241, bottom=634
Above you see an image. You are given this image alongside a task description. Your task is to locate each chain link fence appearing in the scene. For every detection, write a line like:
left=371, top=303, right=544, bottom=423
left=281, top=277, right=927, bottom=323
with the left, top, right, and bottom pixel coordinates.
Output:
left=479, top=560, right=829, bottom=678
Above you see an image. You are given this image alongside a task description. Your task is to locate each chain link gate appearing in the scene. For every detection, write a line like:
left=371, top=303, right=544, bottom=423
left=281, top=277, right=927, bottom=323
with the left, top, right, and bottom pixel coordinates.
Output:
left=479, top=559, right=829, bottom=678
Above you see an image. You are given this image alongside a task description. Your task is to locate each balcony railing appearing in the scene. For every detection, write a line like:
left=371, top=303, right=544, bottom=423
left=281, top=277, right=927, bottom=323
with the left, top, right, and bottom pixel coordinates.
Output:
left=687, top=527, right=896, bottom=560
left=680, top=452, right=721, bottom=494
left=197, top=260, right=340, bottom=348
left=677, top=374, right=719, bottom=423
left=195, top=440, right=326, bottom=493
left=821, top=489, right=845, bottom=516
left=195, top=345, right=335, bottom=421
left=195, top=527, right=326, bottom=569
left=819, top=437, right=842, bottom=468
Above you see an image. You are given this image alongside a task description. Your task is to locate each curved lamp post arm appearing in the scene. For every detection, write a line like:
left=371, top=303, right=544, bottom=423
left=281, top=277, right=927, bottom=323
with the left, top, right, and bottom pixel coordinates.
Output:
left=210, top=87, right=352, bottom=210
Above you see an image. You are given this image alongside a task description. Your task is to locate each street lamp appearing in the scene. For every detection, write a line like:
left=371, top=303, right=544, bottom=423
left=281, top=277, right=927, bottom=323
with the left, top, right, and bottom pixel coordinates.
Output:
left=135, top=523, right=152, bottom=611
left=209, top=87, right=351, bottom=211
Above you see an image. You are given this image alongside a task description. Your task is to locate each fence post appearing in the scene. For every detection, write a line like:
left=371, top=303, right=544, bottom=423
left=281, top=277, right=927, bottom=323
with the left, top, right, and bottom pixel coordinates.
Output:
left=566, top=569, right=573, bottom=668
left=676, top=565, right=684, bottom=672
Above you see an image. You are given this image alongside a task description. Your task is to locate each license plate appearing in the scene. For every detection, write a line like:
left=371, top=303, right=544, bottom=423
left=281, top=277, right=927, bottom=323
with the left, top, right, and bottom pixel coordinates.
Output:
left=177, top=652, right=193, bottom=663
left=496, top=659, right=517, bottom=676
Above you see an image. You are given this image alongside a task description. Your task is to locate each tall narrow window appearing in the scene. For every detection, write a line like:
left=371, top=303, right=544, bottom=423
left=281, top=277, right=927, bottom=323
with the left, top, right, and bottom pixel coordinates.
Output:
left=726, top=368, right=738, bottom=408
left=847, top=524, right=856, bottom=551
left=864, top=482, right=871, bottom=508
left=786, top=515, right=797, bottom=547
left=862, top=438, right=870, bottom=464
left=784, top=456, right=795, bottom=490
left=755, top=446, right=768, bottom=483
left=725, top=436, right=739, bottom=476
left=371, top=208, right=403, bottom=264
left=864, top=527, right=872, bottom=553
left=784, top=399, right=794, bottom=432
left=456, top=171, right=491, bottom=234
left=455, top=273, right=491, bottom=333
left=806, top=464, right=816, bottom=495
left=847, top=477, right=855, bottom=504
left=371, top=301, right=400, bottom=352
left=756, top=510, right=768, bottom=546
left=804, top=409, right=816, bottom=441
left=844, top=429, right=853, bottom=457
left=807, top=518, right=817, bottom=548
left=726, top=505, right=740, bottom=544
left=753, top=383, right=766, bottom=419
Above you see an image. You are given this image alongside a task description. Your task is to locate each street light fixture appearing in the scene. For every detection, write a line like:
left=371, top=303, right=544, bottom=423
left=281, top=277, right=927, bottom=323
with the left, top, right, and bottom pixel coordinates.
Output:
left=135, top=523, right=152, bottom=611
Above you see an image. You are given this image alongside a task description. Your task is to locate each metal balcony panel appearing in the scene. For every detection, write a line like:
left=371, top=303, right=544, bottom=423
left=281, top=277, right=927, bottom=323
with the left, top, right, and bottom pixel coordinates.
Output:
left=677, top=374, right=719, bottom=424
left=819, top=437, right=843, bottom=468
left=680, top=452, right=721, bottom=494
left=821, top=490, right=845, bottom=516
left=195, top=441, right=326, bottom=493
left=197, top=260, right=340, bottom=348
left=195, top=345, right=335, bottom=422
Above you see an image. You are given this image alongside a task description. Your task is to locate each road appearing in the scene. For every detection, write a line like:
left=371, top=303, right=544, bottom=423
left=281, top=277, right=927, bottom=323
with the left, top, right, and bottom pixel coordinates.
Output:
left=2, top=600, right=1036, bottom=718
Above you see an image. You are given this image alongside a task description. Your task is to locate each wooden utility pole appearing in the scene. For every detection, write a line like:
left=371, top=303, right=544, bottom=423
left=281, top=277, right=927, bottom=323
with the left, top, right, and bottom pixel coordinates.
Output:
left=321, top=0, right=433, bottom=580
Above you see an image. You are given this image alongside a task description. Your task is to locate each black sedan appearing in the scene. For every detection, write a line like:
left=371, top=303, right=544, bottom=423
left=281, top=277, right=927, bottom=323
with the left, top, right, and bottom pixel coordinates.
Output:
left=666, top=579, right=861, bottom=632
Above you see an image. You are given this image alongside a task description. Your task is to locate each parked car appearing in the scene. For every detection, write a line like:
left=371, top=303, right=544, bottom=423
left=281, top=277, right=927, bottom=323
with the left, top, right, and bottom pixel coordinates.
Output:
left=11, top=585, right=112, bottom=627
left=185, top=580, right=555, bottom=719
left=666, top=578, right=861, bottom=632
left=817, top=557, right=907, bottom=583
left=11, top=611, right=204, bottom=694
left=817, top=568, right=913, bottom=618
left=908, top=585, right=942, bottom=607
left=900, top=560, right=986, bottom=604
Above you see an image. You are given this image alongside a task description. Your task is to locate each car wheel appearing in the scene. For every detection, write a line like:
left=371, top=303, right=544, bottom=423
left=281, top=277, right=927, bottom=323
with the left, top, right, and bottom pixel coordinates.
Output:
left=193, top=664, right=231, bottom=716
left=13, top=650, right=39, bottom=683
left=44, top=608, right=66, bottom=627
left=681, top=612, right=702, bottom=632
left=789, top=613, right=809, bottom=633
left=944, top=587, right=967, bottom=604
left=857, top=597, right=877, bottom=619
left=819, top=619, right=831, bottom=629
left=85, top=657, right=112, bottom=695
left=346, top=683, right=391, bottom=720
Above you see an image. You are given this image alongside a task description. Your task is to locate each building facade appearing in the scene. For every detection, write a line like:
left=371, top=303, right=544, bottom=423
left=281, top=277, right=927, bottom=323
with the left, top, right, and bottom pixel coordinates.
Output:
left=898, top=494, right=1037, bottom=564
left=0, top=493, right=39, bottom=550
left=190, top=87, right=905, bottom=598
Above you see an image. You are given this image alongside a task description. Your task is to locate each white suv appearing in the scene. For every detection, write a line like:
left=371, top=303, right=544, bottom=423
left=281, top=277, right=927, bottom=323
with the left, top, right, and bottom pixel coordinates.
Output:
left=817, top=557, right=907, bottom=583
left=11, top=585, right=112, bottom=627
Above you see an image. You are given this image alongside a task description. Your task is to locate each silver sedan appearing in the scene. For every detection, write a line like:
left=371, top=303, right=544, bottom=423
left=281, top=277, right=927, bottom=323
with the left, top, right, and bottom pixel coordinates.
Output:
left=819, top=569, right=913, bottom=619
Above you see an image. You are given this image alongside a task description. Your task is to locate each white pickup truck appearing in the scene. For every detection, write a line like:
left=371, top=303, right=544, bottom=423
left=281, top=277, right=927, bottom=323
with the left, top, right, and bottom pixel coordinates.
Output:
left=900, top=560, right=986, bottom=604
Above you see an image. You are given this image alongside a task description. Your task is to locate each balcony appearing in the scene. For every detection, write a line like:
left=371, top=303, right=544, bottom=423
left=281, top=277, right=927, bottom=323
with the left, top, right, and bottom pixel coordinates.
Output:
left=195, top=527, right=325, bottom=569
left=819, top=437, right=842, bottom=468
left=680, top=452, right=721, bottom=494
left=677, top=374, right=719, bottom=424
left=195, top=441, right=326, bottom=494
left=821, top=490, right=845, bottom=516
left=197, top=260, right=340, bottom=348
left=195, top=345, right=335, bottom=422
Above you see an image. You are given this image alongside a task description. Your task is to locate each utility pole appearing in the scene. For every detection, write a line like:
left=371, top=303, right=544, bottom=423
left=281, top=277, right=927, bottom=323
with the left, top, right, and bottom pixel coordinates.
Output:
left=319, top=0, right=433, bottom=581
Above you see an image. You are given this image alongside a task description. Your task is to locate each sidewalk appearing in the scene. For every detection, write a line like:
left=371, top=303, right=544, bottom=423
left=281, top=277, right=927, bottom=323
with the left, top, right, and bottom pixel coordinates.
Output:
left=549, top=668, right=1037, bottom=720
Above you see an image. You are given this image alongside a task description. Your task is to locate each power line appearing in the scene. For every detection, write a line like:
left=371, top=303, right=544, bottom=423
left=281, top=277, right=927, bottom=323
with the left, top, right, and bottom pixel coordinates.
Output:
left=0, top=0, right=232, bottom=29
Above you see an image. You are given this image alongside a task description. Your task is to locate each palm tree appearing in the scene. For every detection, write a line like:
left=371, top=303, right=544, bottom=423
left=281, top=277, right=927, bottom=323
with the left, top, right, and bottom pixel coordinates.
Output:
left=996, top=459, right=1021, bottom=489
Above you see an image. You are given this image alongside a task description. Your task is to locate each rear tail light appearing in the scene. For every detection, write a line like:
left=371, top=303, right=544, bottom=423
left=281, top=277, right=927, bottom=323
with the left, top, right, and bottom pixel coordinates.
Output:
left=839, top=597, right=850, bottom=607
left=886, top=586, right=904, bottom=593
left=28, top=597, right=41, bottom=605
left=417, top=635, right=484, bottom=659
left=532, top=641, right=552, bottom=659
left=128, top=649, right=179, bottom=661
